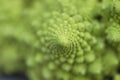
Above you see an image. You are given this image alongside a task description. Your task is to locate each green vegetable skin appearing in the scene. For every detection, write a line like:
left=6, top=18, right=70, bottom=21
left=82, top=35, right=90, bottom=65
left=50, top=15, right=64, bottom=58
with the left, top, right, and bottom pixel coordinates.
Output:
left=0, top=0, right=120, bottom=80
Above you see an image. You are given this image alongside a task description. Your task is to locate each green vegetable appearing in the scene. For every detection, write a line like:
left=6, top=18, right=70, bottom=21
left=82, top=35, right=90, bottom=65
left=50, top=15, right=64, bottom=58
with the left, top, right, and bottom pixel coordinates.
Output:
left=0, top=0, right=120, bottom=80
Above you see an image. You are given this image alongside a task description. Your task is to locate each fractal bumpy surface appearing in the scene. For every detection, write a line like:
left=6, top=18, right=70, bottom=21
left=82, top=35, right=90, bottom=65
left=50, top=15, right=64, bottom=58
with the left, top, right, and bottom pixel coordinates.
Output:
left=0, top=0, right=120, bottom=80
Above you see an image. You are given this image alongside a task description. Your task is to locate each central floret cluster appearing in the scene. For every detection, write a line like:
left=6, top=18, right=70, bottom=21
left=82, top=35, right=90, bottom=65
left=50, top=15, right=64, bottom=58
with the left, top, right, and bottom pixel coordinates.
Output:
left=30, top=12, right=102, bottom=80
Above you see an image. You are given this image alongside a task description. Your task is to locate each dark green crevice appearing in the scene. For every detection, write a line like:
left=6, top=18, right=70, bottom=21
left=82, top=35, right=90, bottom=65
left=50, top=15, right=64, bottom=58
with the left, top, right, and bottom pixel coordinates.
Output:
left=117, top=66, right=120, bottom=74
left=98, top=0, right=103, bottom=2
left=104, top=76, right=113, bottom=80
left=94, top=14, right=103, bottom=22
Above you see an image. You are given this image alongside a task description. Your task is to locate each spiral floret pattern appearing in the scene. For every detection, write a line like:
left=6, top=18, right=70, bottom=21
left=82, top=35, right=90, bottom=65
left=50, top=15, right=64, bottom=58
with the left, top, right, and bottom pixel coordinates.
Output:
left=0, top=0, right=120, bottom=80
left=37, top=12, right=97, bottom=62
left=106, top=23, right=120, bottom=42
left=106, top=0, right=120, bottom=53
left=27, top=12, right=102, bottom=80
